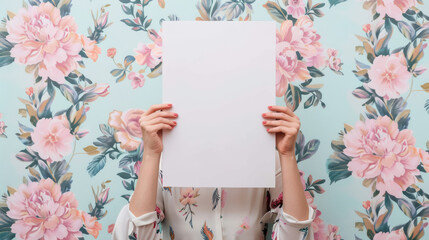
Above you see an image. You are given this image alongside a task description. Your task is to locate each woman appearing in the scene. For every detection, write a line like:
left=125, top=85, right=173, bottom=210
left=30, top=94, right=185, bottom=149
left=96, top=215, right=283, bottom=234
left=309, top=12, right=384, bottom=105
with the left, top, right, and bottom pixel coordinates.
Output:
left=112, top=103, right=316, bottom=240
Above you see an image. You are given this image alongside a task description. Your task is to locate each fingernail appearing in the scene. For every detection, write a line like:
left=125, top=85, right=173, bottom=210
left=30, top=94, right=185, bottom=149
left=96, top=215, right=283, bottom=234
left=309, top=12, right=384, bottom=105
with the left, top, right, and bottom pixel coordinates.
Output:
left=173, top=121, right=177, bottom=125
left=262, top=121, right=266, bottom=125
left=266, top=128, right=270, bottom=132
left=168, top=104, right=172, bottom=107
left=262, top=113, right=266, bottom=117
left=174, top=113, right=178, bottom=117
left=268, top=106, right=272, bottom=109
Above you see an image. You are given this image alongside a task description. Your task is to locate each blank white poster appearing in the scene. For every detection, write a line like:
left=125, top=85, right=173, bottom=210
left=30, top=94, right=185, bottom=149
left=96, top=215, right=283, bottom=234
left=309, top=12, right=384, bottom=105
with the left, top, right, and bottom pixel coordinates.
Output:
left=162, top=21, right=276, bottom=188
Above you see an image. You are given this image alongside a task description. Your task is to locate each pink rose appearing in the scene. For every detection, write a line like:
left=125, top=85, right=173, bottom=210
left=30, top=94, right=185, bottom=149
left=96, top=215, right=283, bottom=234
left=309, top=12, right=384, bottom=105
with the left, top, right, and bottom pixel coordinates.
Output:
left=134, top=29, right=162, bottom=68
left=108, top=109, right=144, bottom=151
left=344, top=116, right=420, bottom=198
left=306, top=46, right=326, bottom=68
left=6, top=2, right=83, bottom=84
left=368, top=53, right=411, bottom=99
left=107, top=48, right=117, bottom=58
left=128, top=72, right=146, bottom=89
left=327, top=48, right=342, bottom=72
left=373, top=229, right=407, bottom=240
left=286, top=0, right=305, bottom=19
left=179, top=188, right=200, bottom=206
left=376, top=0, right=416, bottom=21
left=31, top=117, right=74, bottom=163
left=276, top=41, right=311, bottom=97
left=7, top=178, right=83, bottom=239
left=81, top=35, right=101, bottom=62
left=80, top=211, right=102, bottom=238
left=276, top=16, right=321, bottom=60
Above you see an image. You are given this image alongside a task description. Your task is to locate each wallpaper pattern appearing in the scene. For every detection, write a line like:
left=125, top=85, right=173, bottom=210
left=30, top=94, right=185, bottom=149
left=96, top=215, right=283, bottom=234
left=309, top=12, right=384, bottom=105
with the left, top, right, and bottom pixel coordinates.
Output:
left=0, top=0, right=429, bottom=239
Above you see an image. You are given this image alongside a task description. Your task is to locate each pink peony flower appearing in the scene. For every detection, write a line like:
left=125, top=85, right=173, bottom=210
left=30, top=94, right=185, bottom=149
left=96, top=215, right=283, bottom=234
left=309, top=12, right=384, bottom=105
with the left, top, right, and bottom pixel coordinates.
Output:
left=286, top=0, right=305, bottom=19
left=31, top=117, right=74, bottom=162
left=128, top=72, right=146, bottom=89
left=179, top=188, right=200, bottom=206
left=344, top=116, right=420, bottom=198
left=276, top=41, right=311, bottom=97
left=108, top=109, right=144, bottom=151
left=327, top=48, right=342, bottom=72
left=81, top=35, right=101, bottom=62
left=368, top=53, right=411, bottom=99
left=376, top=0, right=416, bottom=21
left=306, top=46, right=326, bottom=68
left=373, top=229, right=407, bottom=240
left=7, top=178, right=83, bottom=240
left=107, top=48, right=116, bottom=58
left=6, top=2, right=83, bottom=84
left=277, top=16, right=322, bottom=60
left=80, top=211, right=102, bottom=238
left=134, top=42, right=162, bottom=68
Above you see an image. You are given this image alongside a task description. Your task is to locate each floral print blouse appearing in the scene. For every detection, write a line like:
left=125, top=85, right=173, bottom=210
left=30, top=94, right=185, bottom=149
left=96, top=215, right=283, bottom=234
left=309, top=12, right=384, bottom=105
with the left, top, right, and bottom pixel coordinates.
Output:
left=112, top=152, right=316, bottom=240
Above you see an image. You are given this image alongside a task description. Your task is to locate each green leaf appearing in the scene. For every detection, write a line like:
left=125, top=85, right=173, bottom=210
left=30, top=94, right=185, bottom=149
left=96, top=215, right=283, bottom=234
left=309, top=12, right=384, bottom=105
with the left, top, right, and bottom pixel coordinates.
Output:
left=327, top=152, right=352, bottom=184
left=328, top=0, right=347, bottom=8
left=117, top=172, right=132, bottom=179
left=308, top=66, right=324, bottom=78
left=284, top=84, right=302, bottom=111
left=397, top=21, right=415, bottom=40
left=87, top=155, right=106, bottom=177
left=263, top=1, right=287, bottom=23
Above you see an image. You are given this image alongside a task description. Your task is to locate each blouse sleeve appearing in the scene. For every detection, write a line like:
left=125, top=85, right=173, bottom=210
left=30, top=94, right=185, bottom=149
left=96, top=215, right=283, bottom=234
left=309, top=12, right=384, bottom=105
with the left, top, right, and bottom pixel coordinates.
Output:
left=112, top=171, right=165, bottom=240
left=260, top=151, right=316, bottom=240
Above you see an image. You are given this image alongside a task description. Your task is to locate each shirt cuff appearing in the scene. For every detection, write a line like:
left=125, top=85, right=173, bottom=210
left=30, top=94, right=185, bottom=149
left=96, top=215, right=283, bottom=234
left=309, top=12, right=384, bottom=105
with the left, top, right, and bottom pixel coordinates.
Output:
left=280, top=204, right=316, bottom=228
left=129, top=209, right=158, bottom=227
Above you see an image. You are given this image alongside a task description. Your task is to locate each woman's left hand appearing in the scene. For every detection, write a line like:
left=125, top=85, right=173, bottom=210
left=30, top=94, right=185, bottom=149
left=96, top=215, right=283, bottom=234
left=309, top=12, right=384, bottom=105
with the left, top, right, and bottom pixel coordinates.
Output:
left=262, top=105, right=300, bottom=156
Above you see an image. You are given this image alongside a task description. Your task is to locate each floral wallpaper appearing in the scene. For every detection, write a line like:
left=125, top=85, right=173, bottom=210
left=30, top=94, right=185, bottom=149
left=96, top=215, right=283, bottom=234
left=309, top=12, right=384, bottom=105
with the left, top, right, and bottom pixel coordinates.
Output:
left=0, top=0, right=428, bottom=239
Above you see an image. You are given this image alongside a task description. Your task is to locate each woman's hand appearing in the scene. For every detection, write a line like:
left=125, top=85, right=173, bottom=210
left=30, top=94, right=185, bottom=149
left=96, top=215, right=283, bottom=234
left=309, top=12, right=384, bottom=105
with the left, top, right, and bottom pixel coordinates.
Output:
left=262, top=105, right=300, bottom=156
left=139, top=103, right=178, bottom=156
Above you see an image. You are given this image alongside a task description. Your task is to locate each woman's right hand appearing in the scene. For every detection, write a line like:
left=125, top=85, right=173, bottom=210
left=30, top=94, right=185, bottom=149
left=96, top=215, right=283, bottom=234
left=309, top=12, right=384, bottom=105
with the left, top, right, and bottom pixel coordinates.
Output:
left=139, top=103, right=178, bottom=156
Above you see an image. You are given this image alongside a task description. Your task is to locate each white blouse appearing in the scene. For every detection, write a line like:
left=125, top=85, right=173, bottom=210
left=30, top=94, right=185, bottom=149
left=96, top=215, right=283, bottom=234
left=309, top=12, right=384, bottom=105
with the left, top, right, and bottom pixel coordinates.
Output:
left=112, top=153, right=316, bottom=240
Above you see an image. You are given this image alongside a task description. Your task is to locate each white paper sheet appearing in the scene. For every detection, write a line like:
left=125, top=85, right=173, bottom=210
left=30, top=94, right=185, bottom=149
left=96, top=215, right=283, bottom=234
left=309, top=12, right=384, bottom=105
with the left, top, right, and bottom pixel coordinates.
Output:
left=162, top=21, right=276, bottom=188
